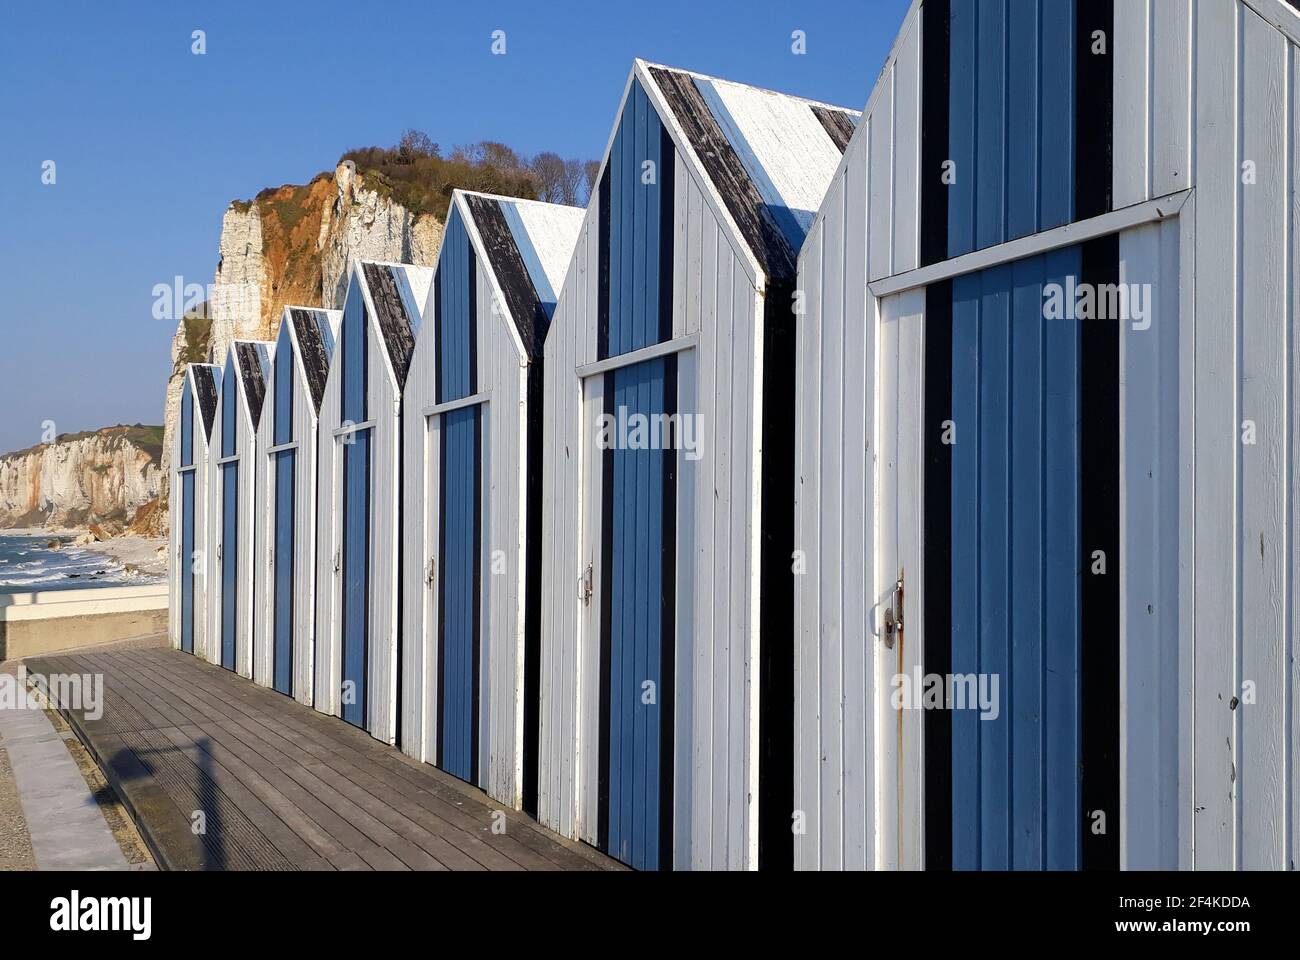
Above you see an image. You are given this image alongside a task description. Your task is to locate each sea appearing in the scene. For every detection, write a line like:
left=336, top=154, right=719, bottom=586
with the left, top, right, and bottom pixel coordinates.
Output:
left=0, top=533, right=162, bottom=593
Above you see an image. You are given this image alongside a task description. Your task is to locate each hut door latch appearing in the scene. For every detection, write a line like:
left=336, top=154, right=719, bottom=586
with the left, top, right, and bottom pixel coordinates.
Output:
left=425, top=558, right=436, bottom=589
left=578, top=563, right=593, bottom=606
left=882, top=572, right=904, bottom=649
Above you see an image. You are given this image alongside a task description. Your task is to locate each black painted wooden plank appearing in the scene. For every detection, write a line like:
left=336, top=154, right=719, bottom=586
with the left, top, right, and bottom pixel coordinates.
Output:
left=290, top=308, right=332, bottom=411
left=810, top=104, right=856, bottom=154
left=647, top=66, right=797, bottom=282
left=235, top=341, right=268, bottom=425
left=362, top=262, right=418, bottom=389
left=463, top=195, right=549, bottom=360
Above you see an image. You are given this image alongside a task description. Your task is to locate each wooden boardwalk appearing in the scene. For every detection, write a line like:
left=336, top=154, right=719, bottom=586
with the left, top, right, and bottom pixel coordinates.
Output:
left=25, top=647, right=618, bottom=872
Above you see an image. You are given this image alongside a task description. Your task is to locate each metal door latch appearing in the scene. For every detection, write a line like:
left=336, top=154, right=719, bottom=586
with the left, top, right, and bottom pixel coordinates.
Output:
left=333, top=549, right=341, bottom=574
left=578, top=562, right=593, bottom=606
left=882, top=573, right=904, bottom=648
left=426, top=557, right=436, bottom=588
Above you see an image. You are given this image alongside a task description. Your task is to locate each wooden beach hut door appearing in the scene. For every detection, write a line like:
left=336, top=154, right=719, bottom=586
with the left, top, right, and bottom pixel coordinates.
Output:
left=430, top=220, right=484, bottom=784
left=178, top=378, right=197, bottom=655
left=593, top=354, right=678, bottom=872
left=433, top=403, right=482, bottom=782
left=270, top=341, right=296, bottom=696
left=338, top=292, right=370, bottom=729
left=219, top=355, right=239, bottom=672
left=921, top=240, right=1119, bottom=871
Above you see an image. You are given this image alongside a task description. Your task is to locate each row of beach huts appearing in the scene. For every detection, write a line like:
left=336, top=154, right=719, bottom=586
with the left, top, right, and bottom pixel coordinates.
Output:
left=171, top=0, right=1300, bottom=871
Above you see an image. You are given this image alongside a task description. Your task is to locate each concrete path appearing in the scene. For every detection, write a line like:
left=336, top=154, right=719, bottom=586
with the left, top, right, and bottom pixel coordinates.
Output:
left=0, top=705, right=129, bottom=870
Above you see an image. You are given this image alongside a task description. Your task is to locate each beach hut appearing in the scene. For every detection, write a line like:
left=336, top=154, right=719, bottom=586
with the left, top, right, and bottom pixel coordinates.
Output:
left=538, top=60, right=859, bottom=870
left=317, top=259, right=432, bottom=743
left=793, top=0, right=1300, bottom=872
left=206, top=340, right=274, bottom=677
left=169, top=363, right=220, bottom=659
left=252, top=307, right=341, bottom=704
left=400, top=190, right=583, bottom=811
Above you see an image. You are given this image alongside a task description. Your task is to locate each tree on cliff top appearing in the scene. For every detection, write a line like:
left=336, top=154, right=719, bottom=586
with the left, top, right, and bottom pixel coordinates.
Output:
left=340, top=129, right=596, bottom=221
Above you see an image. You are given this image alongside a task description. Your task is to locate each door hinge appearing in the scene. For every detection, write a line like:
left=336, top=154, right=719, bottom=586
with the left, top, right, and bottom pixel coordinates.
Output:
left=578, top=562, right=593, bottom=606
left=882, top=571, right=904, bottom=649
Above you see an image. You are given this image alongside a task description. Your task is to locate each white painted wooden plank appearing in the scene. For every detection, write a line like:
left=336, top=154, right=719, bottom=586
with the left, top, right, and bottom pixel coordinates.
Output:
left=1291, top=41, right=1300, bottom=879
left=1114, top=0, right=1152, bottom=207
left=793, top=217, right=823, bottom=871
left=1192, top=0, right=1240, bottom=870
left=817, top=174, right=846, bottom=870
left=673, top=151, right=688, bottom=340
left=843, top=130, right=874, bottom=872
left=874, top=291, right=900, bottom=871
left=741, top=272, right=762, bottom=871
left=712, top=242, right=736, bottom=867
left=693, top=207, right=719, bottom=867
left=892, top=24, right=921, bottom=275
left=687, top=174, right=704, bottom=338
left=1118, top=221, right=1182, bottom=869
left=896, top=287, right=925, bottom=871
left=1152, top=0, right=1193, bottom=197
left=673, top=344, right=699, bottom=870
left=868, top=82, right=895, bottom=282
left=1239, top=10, right=1288, bottom=869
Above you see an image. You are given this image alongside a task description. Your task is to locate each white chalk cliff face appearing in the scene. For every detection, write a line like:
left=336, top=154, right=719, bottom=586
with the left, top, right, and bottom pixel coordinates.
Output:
left=319, top=162, right=444, bottom=310
left=0, top=428, right=162, bottom=530
left=156, top=164, right=444, bottom=534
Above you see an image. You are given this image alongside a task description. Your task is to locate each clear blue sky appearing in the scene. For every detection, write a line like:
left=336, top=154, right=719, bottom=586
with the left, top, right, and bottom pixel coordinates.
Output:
left=0, top=0, right=910, bottom=456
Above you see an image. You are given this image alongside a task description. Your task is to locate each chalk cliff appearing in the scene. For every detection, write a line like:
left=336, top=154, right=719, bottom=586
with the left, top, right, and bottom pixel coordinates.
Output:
left=156, top=164, right=445, bottom=531
left=0, top=426, right=163, bottom=531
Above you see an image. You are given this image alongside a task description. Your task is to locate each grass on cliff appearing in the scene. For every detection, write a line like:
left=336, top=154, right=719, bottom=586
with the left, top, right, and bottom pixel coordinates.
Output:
left=1, top=424, right=165, bottom=465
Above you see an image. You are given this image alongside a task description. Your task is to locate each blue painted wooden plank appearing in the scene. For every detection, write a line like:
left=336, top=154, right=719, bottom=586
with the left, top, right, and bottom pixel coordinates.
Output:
left=439, top=405, right=480, bottom=781
left=632, top=82, right=648, bottom=355
left=631, top=364, right=650, bottom=870
left=619, top=93, right=636, bottom=356
left=604, top=357, right=669, bottom=869
left=181, top=379, right=193, bottom=468
left=1039, top=0, right=1076, bottom=230
left=644, top=101, right=662, bottom=353
left=221, top=462, right=238, bottom=670
left=948, top=247, right=1087, bottom=870
left=341, top=430, right=369, bottom=727
left=1007, top=0, right=1040, bottom=242
left=221, top=355, right=237, bottom=458
left=181, top=471, right=194, bottom=654
left=341, top=275, right=367, bottom=425
left=607, top=377, right=625, bottom=850
left=274, top=449, right=294, bottom=695
left=950, top=273, right=982, bottom=870
left=1043, top=245, right=1081, bottom=869
left=977, top=265, right=1011, bottom=869
left=608, top=123, right=624, bottom=360
left=274, top=324, right=293, bottom=446
left=1009, top=256, right=1044, bottom=868
left=947, top=0, right=979, bottom=258
left=975, top=0, right=1008, bottom=252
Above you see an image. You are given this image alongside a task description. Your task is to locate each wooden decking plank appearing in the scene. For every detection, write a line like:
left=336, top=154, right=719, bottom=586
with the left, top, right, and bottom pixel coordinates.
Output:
left=185, top=653, right=601, bottom=870
left=124, top=654, right=458, bottom=869
left=37, top=649, right=616, bottom=871
left=133, top=652, right=533, bottom=870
